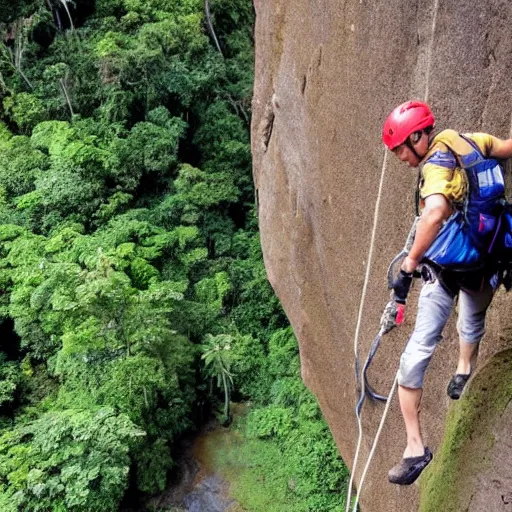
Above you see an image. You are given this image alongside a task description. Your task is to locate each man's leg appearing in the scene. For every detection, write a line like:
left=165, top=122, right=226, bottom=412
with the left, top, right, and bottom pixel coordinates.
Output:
left=390, top=279, right=454, bottom=482
left=398, top=386, right=423, bottom=457
left=455, top=339, right=479, bottom=375
left=456, top=282, right=494, bottom=373
left=448, top=282, right=494, bottom=398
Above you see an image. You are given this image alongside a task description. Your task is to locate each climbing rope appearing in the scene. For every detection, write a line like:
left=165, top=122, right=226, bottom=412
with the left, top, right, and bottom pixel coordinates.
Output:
left=345, top=148, right=388, bottom=512
left=346, top=0, right=439, bottom=508
left=355, top=328, right=387, bottom=414
left=346, top=135, right=416, bottom=512
left=353, top=373, right=398, bottom=512
left=353, top=217, right=419, bottom=419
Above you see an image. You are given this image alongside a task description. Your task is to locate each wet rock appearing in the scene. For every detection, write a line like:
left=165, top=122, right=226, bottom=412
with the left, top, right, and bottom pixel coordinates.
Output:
left=183, top=475, right=236, bottom=512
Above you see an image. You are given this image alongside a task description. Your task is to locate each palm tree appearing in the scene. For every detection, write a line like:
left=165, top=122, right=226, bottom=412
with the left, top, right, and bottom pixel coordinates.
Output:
left=201, top=333, right=234, bottom=424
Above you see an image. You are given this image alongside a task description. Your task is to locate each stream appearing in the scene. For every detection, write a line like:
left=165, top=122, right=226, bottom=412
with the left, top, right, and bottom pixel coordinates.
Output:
left=144, top=424, right=244, bottom=512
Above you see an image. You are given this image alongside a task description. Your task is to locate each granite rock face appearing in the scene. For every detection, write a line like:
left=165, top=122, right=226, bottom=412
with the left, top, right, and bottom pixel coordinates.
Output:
left=251, top=1, right=512, bottom=510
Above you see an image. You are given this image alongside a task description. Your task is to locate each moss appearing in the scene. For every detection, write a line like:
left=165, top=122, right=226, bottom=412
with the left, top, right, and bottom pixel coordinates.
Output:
left=419, top=349, right=512, bottom=512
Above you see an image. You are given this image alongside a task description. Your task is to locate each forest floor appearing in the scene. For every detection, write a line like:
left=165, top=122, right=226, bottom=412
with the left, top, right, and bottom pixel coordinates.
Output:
left=130, top=402, right=302, bottom=512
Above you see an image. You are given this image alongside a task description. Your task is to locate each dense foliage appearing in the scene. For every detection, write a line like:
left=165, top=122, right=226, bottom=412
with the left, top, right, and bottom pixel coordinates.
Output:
left=0, top=1, right=347, bottom=510
left=233, top=327, right=348, bottom=511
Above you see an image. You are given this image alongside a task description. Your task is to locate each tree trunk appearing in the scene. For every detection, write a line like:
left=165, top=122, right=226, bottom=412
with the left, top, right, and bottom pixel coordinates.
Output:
left=221, top=371, right=230, bottom=423
left=204, top=0, right=224, bottom=57
left=60, top=77, right=74, bottom=119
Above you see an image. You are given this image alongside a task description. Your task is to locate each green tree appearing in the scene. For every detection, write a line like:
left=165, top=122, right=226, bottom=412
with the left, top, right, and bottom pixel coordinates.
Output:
left=201, top=333, right=234, bottom=424
left=0, top=408, right=144, bottom=512
left=0, top=2, right=348, bottom=510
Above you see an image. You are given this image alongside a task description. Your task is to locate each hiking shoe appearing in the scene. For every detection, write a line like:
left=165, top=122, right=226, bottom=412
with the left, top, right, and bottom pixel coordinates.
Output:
left=447, top=374, right=470, bottom=400
left=388, top=448, right=433, bottom=485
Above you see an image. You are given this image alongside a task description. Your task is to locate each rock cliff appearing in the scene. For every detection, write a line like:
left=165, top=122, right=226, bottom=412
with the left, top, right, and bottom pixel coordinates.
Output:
left=251, top=1, right=512, bottom=510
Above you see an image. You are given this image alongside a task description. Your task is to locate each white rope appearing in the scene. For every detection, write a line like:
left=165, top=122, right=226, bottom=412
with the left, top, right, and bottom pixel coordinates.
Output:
left=423, top=0, right=439, bottom=104
left=345, top=0, right=440, bottom=509
left=352, top=373, right=399, bottom=511
left=345, top=149, right=389, bottom=512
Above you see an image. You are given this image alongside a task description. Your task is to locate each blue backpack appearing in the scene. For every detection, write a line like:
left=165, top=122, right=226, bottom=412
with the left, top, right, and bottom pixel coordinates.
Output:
left=422, top=133, right=508, bottom=268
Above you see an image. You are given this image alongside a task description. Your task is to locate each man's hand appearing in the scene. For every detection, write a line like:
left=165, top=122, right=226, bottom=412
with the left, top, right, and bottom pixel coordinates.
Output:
left=393, top=269, right=413, bottom=304
left=401, top=255, right=420, bottom=274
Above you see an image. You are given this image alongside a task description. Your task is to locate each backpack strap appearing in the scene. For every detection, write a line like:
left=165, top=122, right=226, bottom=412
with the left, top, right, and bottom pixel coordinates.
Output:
left=442, top=133, right=486, bottom=169
left=415, top=167, right=422, bottom=216
left=416, top=133, right=463, bottom=214
left=419, top=132, right=476, bottom=218
left=459, top=133, right=484, bottom=158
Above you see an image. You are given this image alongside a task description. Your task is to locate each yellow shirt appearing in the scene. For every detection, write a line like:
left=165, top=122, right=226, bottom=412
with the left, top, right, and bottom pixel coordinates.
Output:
left=419, top=129, right=500, bottom=206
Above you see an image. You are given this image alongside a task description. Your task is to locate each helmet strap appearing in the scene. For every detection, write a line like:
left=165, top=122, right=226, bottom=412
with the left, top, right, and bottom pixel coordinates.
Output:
left=405, top=131, right=423, bottom=161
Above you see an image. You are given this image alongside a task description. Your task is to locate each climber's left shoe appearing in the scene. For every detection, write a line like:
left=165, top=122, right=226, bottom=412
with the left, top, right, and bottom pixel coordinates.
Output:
left=388, top=448, right=433, bottom=485
left=447, top=373, right=470, bottom=400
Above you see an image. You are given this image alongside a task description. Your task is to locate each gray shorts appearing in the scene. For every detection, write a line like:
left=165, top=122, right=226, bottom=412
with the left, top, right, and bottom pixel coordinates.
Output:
left=398, top=279, right=494, bottom=389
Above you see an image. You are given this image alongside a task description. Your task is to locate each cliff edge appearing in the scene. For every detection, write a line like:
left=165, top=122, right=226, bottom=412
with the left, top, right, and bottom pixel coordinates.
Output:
left=251, top=1, right=512, bottom=510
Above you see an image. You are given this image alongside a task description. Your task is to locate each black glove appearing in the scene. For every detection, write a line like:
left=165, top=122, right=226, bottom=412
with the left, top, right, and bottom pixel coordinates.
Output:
left=393, top=269, right=413, bottom=304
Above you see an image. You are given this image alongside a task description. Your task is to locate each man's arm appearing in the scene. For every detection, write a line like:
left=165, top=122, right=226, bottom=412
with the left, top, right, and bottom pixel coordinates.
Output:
left=401, top=193, right=453, bottom=273
left=488, top=137, right=512, bottom=160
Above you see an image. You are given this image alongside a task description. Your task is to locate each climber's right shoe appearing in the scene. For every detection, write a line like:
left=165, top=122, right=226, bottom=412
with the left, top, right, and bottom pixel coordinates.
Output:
left=447, top=373, right=470, bottom=400
left=388, top=447, right=433, bottom=485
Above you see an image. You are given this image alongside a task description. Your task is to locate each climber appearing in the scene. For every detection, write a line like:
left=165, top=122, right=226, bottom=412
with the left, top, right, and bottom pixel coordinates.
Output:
left=381, top=100, right=512, bottom=486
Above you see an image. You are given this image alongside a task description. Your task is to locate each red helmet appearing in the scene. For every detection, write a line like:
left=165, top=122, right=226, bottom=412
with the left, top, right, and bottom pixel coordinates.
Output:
left=382, top=101, right=435, bottom=150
